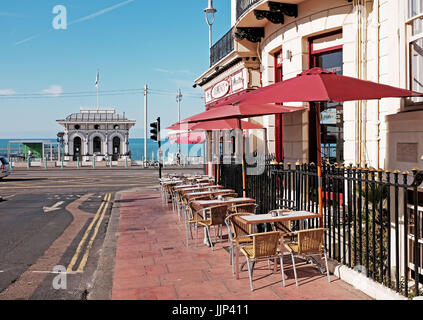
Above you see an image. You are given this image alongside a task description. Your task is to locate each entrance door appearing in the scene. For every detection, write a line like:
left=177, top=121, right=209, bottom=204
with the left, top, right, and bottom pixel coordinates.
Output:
left=112, top=137, right=120, bottom=161
left=73, top=137, right=81, bottom=161
left=309, top=31, right=344, bottom=164
left=93, top=137, right=102, bottom=155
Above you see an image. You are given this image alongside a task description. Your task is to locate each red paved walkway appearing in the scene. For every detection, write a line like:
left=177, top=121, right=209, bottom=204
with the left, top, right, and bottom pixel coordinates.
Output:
left=111, top=190, right=371, bottom=300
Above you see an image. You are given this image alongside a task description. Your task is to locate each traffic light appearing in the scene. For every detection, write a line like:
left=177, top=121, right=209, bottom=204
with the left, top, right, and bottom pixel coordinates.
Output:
left=150, top=121, right=158, bottom=141
left=150, top=118, right=160, bottom=142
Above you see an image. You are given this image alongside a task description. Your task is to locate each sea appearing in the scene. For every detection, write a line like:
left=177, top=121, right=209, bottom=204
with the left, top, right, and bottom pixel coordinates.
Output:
left=0, top=138, right=204, bottom=161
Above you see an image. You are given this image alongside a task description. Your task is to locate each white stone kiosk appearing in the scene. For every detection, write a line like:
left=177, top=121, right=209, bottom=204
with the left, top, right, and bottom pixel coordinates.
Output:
left=57, top=108, right=136, bottom=163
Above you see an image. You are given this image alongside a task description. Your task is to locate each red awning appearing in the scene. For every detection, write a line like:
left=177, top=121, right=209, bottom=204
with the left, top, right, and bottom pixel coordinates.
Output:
left=180, top=103, right=304, bottom=123
left=167, top=119, right=263, bottom=131
left=169, top=132, right=206, bottom=144
left=227, top=67, right=423, bottom=104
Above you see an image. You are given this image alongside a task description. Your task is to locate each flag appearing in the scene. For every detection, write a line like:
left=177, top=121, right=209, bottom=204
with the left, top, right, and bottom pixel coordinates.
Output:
left=95, top=70, right=99, bottom=88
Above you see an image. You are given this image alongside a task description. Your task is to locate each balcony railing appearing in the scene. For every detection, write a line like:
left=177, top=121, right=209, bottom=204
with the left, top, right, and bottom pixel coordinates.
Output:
left=210, top=27, right=234, bottom=67
left=236, top=0, right=260, bottom=20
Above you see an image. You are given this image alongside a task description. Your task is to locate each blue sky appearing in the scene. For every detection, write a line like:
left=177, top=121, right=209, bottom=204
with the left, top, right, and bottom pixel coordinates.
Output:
left=0, top=0, right=231, bottom=138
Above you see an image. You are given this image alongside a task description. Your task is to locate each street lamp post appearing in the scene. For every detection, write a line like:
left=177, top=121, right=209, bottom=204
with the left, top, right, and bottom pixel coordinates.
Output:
left=204, top=0, right=217, bottom=58
left=176, top=89, right=183, bottom=163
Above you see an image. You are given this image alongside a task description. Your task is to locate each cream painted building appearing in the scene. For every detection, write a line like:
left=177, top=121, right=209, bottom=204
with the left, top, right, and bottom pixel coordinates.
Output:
left=195, top=0, right=423, bottom=172
left=57, top=108, right=136, bottom=162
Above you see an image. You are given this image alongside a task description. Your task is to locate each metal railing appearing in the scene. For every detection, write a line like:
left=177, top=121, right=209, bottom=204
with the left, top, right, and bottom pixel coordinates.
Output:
left=210, top=28, right=235, bottom=67
left=236, top=0, right=260, bottom=20
left=218, top=159, right=423, bottom=298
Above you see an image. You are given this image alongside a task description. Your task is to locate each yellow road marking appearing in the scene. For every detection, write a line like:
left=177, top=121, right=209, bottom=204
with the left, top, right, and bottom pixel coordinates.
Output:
left=66, top=193, right=109, bottom=273
left=75, top=193, right=111, bottom=273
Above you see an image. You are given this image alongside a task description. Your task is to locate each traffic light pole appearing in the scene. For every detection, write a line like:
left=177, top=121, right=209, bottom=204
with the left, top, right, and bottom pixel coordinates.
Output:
left=157, top=117, right=162, bottom=179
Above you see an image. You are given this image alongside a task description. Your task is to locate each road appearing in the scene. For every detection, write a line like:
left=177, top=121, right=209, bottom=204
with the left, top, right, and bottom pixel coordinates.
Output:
left=0, top=167, right=201, bottom=299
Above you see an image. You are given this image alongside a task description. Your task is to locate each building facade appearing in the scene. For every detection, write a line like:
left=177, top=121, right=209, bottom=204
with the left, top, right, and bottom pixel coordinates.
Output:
left=195, top=0, right=423, bottom=172
left=57, top=108, right=136, bottom=161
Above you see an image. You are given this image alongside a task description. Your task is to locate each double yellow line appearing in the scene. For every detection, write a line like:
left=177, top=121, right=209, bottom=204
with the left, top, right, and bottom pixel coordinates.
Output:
left=67, top=193, right=111, bottom=273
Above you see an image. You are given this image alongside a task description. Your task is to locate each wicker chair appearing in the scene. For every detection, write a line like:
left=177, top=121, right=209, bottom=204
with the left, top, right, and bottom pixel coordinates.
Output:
left=224, top=213, right=254, bottom=274
left=227, top=203, right=259, bottom=215
left=269, top=209, right=297, bottom=240
left=218, top=192, right=238, bottom=200
left=239, top=231, right=285, bottom=291
left=196, top=204, right=229, bottom=250
left=184, top=195, right=213, bottom=247
left=283, top=228, right=330, bottom=286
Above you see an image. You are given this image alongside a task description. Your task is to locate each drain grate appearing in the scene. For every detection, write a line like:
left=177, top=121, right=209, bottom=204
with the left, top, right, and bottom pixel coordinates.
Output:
left=163, top=247, right=174, bottom=251
left=125, top=227, right=145, bottom=231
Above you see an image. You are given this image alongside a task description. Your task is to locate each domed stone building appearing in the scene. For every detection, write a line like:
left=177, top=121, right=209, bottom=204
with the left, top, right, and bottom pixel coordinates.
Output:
left=57, top=108, right=136, bottom=162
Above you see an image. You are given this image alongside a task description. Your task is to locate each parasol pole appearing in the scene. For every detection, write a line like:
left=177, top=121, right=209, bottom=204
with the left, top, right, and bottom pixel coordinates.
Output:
left=316, top=103, right=323, bottom=227
left=238, top=118, right=247, bottom=197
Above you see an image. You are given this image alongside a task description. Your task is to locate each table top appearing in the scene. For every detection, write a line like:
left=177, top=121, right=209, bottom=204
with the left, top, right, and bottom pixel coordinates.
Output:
left=191, top=197, right=255, bottom=212
left=184, top=189, right=236, bottom=199
left=238, top=210, right=319, bottom=224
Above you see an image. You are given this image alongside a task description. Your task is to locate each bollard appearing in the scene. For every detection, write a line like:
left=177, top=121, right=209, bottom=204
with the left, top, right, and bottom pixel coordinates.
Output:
left=110, top=158, right=112, bottom=168
left=142, top=157, right=145, bottom=169
left=93, top=157, right=96, bottom=169
left=45, top=157, right=47, bottom=169
left=27, top=157, right=30, bottom=170
left=125, top=157, right=128, bottom=168
left=61, top=158, right=64, bottom=169
left=77, top=157, right=80, bottom=169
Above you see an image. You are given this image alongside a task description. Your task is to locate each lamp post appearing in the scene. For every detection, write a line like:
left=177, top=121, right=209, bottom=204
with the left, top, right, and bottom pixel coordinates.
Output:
left=204, top=0, right=217, bottom=57
left=176, top=88, right=182, bottom=163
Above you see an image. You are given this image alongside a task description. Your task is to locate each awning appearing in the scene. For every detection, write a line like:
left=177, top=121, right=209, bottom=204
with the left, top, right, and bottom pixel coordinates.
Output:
left=180, top=103, right=304, bottom=123
left=224, top=67, right=423, bottom=105
left=167, top=119, right=263, bottom=131
left=169, top=132, right=206, bottom=144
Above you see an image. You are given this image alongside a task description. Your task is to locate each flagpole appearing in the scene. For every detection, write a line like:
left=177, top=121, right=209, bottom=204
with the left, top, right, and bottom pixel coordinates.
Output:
left=96, top=69, right=99, bottom=110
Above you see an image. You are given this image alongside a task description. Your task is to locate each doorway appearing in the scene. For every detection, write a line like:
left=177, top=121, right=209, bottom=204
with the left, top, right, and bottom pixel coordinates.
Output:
left=112, top=137, right=120, bottom=161
left=73, top=137, right=82, bottom=161
left=93, top=137, right=102, bottom=154
left=309, top=31, right=344, bottom=164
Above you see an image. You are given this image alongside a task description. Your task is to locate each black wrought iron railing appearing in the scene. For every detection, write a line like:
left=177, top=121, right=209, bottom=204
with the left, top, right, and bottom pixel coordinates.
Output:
left=210, top=28, right=235, bottom=67
left=236, top=0, right=260, bottom=20
left=218, top=159, right=423, bottom=298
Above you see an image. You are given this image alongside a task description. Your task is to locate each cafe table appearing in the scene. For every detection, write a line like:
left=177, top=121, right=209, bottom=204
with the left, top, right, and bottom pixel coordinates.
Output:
left=188, top=197, right=256, bottom=248
left=183, top=189, right=236, bottom=202
left=233, top=210, right=320, bottom=279
left=190, top=197, right=256, bottom=214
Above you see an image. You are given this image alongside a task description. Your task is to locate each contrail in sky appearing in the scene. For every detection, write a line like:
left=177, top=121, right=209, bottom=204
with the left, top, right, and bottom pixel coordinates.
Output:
left=69, top=0, right=135, bottom=25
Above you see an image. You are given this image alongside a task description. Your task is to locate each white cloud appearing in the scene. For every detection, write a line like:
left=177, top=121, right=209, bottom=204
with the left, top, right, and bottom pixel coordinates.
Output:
left=155, top=68, right=190, bottom=75
left=41, top=85, right=63, bottom=97
left=0, top=89, right=16, bottom=96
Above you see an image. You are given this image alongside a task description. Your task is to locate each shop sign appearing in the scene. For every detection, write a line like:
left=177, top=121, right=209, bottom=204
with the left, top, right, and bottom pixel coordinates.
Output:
left=231, top=71, right=244, bottom=92
left=212, top=80, right=230, bottom=99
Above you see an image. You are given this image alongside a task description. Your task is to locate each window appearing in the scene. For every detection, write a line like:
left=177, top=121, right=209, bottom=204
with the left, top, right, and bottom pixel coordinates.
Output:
left=114, top=124, right=120, bottom=130
left=94, top=124, right=100, bottom=130
left=74, top=124, right=80, bottom=130
left=407, top=0, right=423, bottom=105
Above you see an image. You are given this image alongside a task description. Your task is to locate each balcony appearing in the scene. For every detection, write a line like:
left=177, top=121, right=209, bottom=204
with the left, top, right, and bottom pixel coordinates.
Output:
left=210, top=28, right=235, bottom=67
left=236, top=0, right=260, bottom=21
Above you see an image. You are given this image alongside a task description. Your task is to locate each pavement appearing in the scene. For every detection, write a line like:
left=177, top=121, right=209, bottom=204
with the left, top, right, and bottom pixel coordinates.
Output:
left=105, top=188, right=372, bottom=300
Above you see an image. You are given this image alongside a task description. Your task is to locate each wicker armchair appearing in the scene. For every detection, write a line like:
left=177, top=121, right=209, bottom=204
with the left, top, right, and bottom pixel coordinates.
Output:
left=269, top=209, right=296, bottom=240
left=239, top=231, right=285, bottom=291
left=227, top=203, right=259, bottom=215
left=196, top=204, right=229, bottom=250
left=283, top=228, right=330, bottom=286
left=224, top=213, right=254, bottom=274
left=184, top=195, right=213, bottom=247
left=217, top=192, right=238, bottom=200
